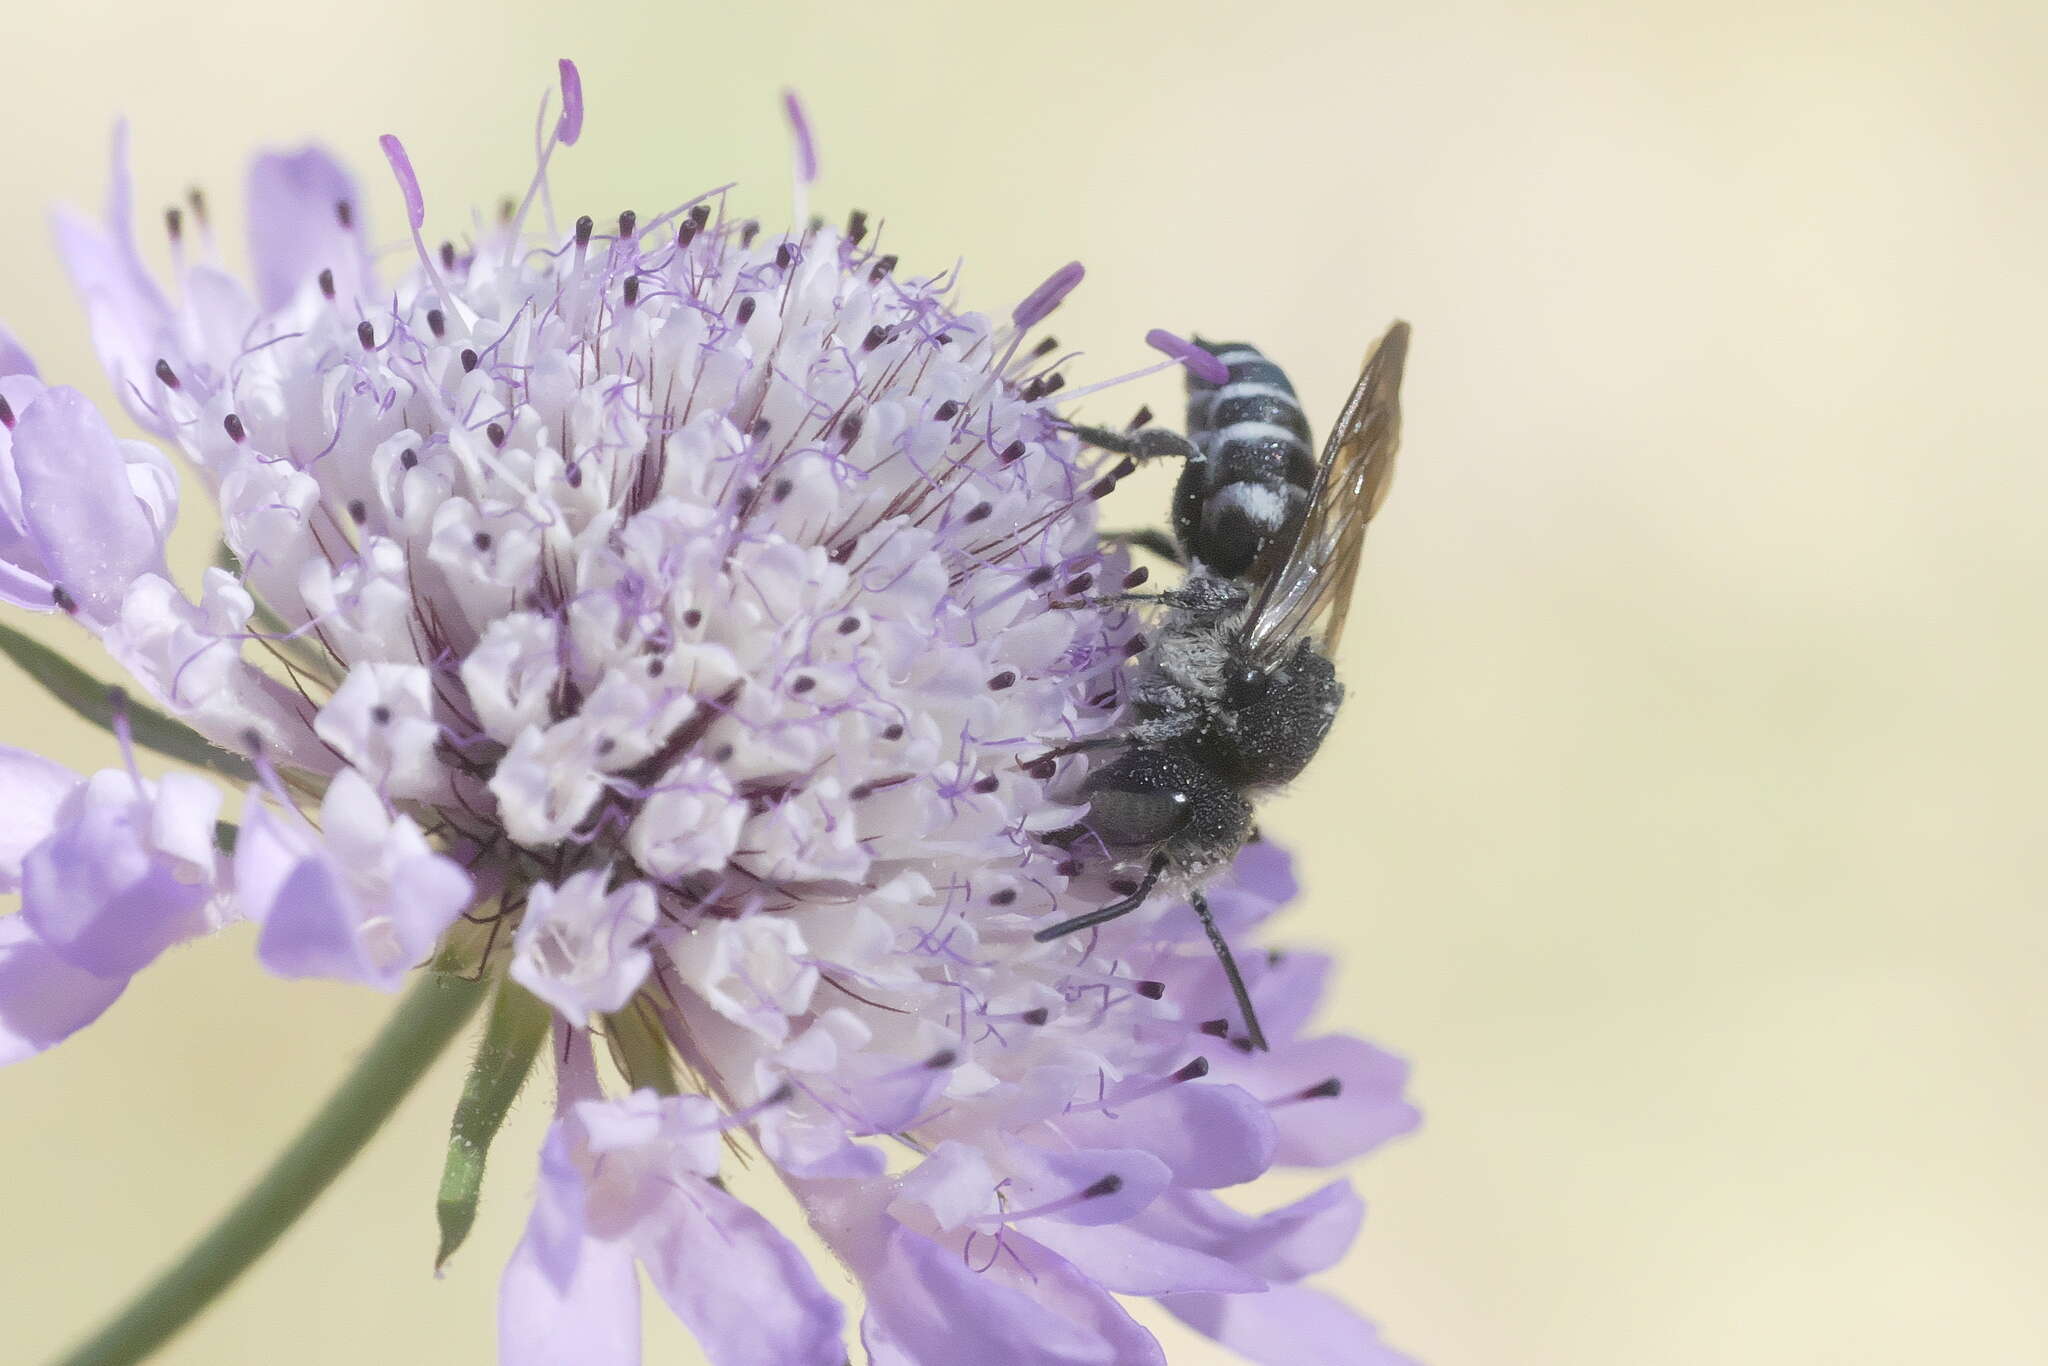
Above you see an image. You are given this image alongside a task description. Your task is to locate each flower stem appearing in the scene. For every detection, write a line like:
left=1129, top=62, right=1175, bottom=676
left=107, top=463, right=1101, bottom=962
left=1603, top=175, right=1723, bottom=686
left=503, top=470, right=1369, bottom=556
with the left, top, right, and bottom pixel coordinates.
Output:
left=52, top=971, right=488, bottom=1366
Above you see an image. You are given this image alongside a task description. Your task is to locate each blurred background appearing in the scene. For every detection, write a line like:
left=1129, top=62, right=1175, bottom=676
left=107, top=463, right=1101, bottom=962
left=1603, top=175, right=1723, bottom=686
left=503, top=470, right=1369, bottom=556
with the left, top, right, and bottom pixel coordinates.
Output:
left=3, top=1, right=2044, bottom=1362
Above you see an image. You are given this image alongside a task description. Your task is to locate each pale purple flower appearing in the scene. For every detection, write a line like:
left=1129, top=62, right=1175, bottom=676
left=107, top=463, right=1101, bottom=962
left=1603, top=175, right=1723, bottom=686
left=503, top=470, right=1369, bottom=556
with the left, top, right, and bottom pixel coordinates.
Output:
left=0, top=63, right=1421, bottom=1365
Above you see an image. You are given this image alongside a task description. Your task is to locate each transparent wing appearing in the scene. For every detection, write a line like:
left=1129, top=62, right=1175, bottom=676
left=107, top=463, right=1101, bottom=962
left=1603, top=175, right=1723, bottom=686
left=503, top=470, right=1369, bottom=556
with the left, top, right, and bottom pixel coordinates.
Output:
left=1239, top=320, right=1410, bottom=669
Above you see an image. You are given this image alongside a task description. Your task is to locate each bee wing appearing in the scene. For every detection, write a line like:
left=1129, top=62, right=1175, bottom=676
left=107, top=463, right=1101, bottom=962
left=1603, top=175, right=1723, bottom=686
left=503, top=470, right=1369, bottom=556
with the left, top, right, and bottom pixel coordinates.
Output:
left=1240, top=320, right=1410, bottom=669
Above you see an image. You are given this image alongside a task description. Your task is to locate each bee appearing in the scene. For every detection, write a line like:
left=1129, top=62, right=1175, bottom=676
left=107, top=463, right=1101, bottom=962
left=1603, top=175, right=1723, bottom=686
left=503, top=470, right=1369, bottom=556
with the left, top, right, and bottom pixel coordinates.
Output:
left=1034, top=322, right=1411, bottom=1051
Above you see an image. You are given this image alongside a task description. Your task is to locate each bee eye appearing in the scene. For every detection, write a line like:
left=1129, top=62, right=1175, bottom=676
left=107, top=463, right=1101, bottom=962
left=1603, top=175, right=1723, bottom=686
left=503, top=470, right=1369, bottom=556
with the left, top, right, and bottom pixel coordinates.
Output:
left=1226, top=667, right=1269, bottom=705
left=1085, top=785, right=1193, bottom=847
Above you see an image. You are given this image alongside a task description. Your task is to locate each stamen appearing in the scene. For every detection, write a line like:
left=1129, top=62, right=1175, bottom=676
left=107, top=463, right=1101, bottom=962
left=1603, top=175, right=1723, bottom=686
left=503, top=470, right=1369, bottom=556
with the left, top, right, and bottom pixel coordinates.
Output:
left=1012, top=260, right=1085, bottom=330
left=555, top=58, right=584, bottom=145
left=1144, top=328, right=1229, bottom=384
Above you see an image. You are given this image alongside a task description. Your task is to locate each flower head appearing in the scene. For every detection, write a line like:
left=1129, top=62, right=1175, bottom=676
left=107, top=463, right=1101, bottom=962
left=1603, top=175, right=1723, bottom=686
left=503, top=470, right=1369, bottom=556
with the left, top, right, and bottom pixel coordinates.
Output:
left=0, top=65, right=1419, bottom=1365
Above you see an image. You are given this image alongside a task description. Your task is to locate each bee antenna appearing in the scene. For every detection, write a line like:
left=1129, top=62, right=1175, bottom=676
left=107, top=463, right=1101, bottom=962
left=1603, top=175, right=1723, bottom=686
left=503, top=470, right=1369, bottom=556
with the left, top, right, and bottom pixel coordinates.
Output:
left=1189, top=889, right=1268, bottom=1051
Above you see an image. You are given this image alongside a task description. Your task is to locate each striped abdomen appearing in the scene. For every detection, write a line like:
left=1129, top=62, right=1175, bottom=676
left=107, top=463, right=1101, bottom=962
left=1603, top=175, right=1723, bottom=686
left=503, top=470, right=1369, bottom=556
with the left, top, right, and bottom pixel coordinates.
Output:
left=1174, top=341, right=1317, bottom=579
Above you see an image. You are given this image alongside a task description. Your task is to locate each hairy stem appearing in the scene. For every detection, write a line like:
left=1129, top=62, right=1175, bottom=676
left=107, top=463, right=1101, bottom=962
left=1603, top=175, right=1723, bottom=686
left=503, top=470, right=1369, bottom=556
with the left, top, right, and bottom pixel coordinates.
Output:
left=52, top=972, right=487, bottom=1366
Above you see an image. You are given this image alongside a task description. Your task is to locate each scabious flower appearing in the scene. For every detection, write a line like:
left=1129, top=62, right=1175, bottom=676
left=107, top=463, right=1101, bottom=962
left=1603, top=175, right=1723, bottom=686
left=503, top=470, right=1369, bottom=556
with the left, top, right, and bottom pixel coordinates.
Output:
left=0, top=61, right=1420, bottom=1365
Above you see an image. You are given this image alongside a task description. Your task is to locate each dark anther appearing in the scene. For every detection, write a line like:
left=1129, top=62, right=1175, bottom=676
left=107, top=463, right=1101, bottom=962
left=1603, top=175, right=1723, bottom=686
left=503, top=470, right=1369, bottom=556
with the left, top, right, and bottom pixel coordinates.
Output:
left=791, top=675, right=816, bottom=695
left=963, top=502, right=993, bottom=524
left=646, top=658, right=665, bottom=677
left=1230, top=1036, right=1258, bottom=1054
left=972, top=775, right=1000, bottom=794
left=346, top=499, right=367, bottom=524
left=1130, top=405, right=1154, bottom=428
left=1039, top=373, right=1066, bottom=396
left=867, top=254, right=897, bottom=283
left=748, top=416, right=772, bottom=439
left=335, top=199, right=355, bottom=229
left=187, top=186, right=209, bottom=224
left=1026, top=566, right=1055, bottom=587
left=775, top=242, right=794, bottom=270
left=50, top=584, right=78, bottom=613
left=688, top=203, right=711, bottom=228
left=596, top=738, right=615, bottom=756
left=861, top=324, right=889, bottom=352
left=622, top=274, right=640, bottom=306
left=735, top=296, right=757, bottom=325
left=1087, top=474, right=1118, bottom=501
left=1122, top=633, right=1148, bottom=657
left=849, top=783, right=874, bottom=800
left=677, top=218, right=699, bottom=249
left=1135, top=980, right=1166, bottom=1000
left=990, top=889, right=1019, bottom=907
left=1031, top=335, right=1059, bottom=358
left=1063, top=574, right=1094, bottom=596
left=460, top=349, right=479, bottom=372
left=924, top=1049, right=957, bottom=1070
left=712, top=743, right=734, bottom=762
left=1020, top=1006, right=1049, bottom=1025
left=935, top=331, right=953, bottom=344
left=426, top=308, right=446, bottom=338
left=1020, top=376, right=1045, bottom=401
left=999, top=440, right=1027, bottom=464
left=617, top=209, right=637, bottom=239
left=154, top=359, right=180, bottom=389
left=681, top=609, right=703, bottom=628
left=846, top=209, right=869, bottom=244
left=574, top=214, right=594, bottom=247
left=1024, top=756, right=1057, bottom=780
left=1111, top=457, right=1137, bottom=480
left=1123, top=567, right=1149, bottom=589
left=1199, top=1018, right=1232, bottom=1037
left=1081, top=1174, right=1124, bottom=1200
left=739, top=220, right=761, bottom=247
left=934, top=399, right=961, bottom=422
left=1109, top=877, right=1139, bottom=896
left=837, top=615, right=860, bottom=635
left=1056, top=858, right=1085, bottom=878
left=881, top=723, right=904, bottom=741
left=765, top=1081, right=796, bottom=1106
left=771, top=478, right=793, bottom=502
left=986, top=670, right=1016, bottom=690
left=1299, top=1077, right=1343, bottom=1100
left=473, top=530, right=493, bottom=551
left=1173, top=1057, right=1211, bottom=1082
left=369, top=704, right=392, bottom=725
left=399, top=447, right=419, bottom=470
left=485, top=422, right=506, bottom=447
left=165, top=206, right=183, bottom=241
left=839, top=411, right=863, bottom=444
left=565, top=464, right=583, bottom=488
left=357, top=320, right=375, bottom=350
left=0, top=396, right=13, bottom=429
left=318, top=268, right=336, bottom=300
left=439, top=241, right=457, bottom=270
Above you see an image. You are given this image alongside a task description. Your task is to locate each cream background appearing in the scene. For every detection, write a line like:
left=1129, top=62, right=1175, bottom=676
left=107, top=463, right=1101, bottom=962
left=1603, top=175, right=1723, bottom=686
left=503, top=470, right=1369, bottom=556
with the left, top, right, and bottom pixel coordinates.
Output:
left=3, top=2, right=2044, bottom=1362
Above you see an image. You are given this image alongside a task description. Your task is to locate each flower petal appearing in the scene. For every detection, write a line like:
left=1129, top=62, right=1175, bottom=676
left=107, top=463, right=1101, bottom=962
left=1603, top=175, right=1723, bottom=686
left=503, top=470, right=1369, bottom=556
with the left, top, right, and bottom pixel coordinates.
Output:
left=245, top=147, right=372, bottom=311
left=1054, top=1081, right=1277, bottom=1190
left=498, top=1126, right=642, bottom=1366
left=859, top=1223, right=1165, bottom=1366
left=1256, top=1036, right=1421, bottom=1167
left=1021, top=1219, right=1264, bottom=1297
left=1135, top=1181, right=1365, bottom=1283
left=9, top=388, right=170, bottom=622
left=0, top=915, right=126, bottom=1065
left=0, top=746, right=80, bottom=891
left=21, top=769, right=220, bottom=977
left=0, top=323, right=38, bottom=378
left=49, top=124, right=176, bottom=434
left=635, top=1177, right=846, bottom=1366
left=1160, top=1283, right=1418, bottom=1366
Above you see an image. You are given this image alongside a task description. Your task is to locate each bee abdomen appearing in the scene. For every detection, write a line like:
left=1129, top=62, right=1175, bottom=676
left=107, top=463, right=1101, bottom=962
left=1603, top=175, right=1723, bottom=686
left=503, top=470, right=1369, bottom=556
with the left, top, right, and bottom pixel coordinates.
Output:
left=1186, top=342, right=1316, bottom=487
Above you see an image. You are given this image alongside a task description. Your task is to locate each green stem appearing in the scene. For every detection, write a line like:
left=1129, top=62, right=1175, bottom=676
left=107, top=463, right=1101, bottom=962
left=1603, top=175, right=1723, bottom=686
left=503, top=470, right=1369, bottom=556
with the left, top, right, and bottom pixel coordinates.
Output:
left=52, top=972, right=487, bottom=1366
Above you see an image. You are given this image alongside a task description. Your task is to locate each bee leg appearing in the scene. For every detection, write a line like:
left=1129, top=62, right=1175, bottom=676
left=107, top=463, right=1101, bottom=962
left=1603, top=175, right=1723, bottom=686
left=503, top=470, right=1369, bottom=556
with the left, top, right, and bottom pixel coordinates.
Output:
left=1069, top=424, right=1201, bottom=464
left=1099, top=527, right=1185, bottom=566
left=1031, top=852, right=1167, bottom=941
left=1191, top=889, right=1269, bottom=1052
